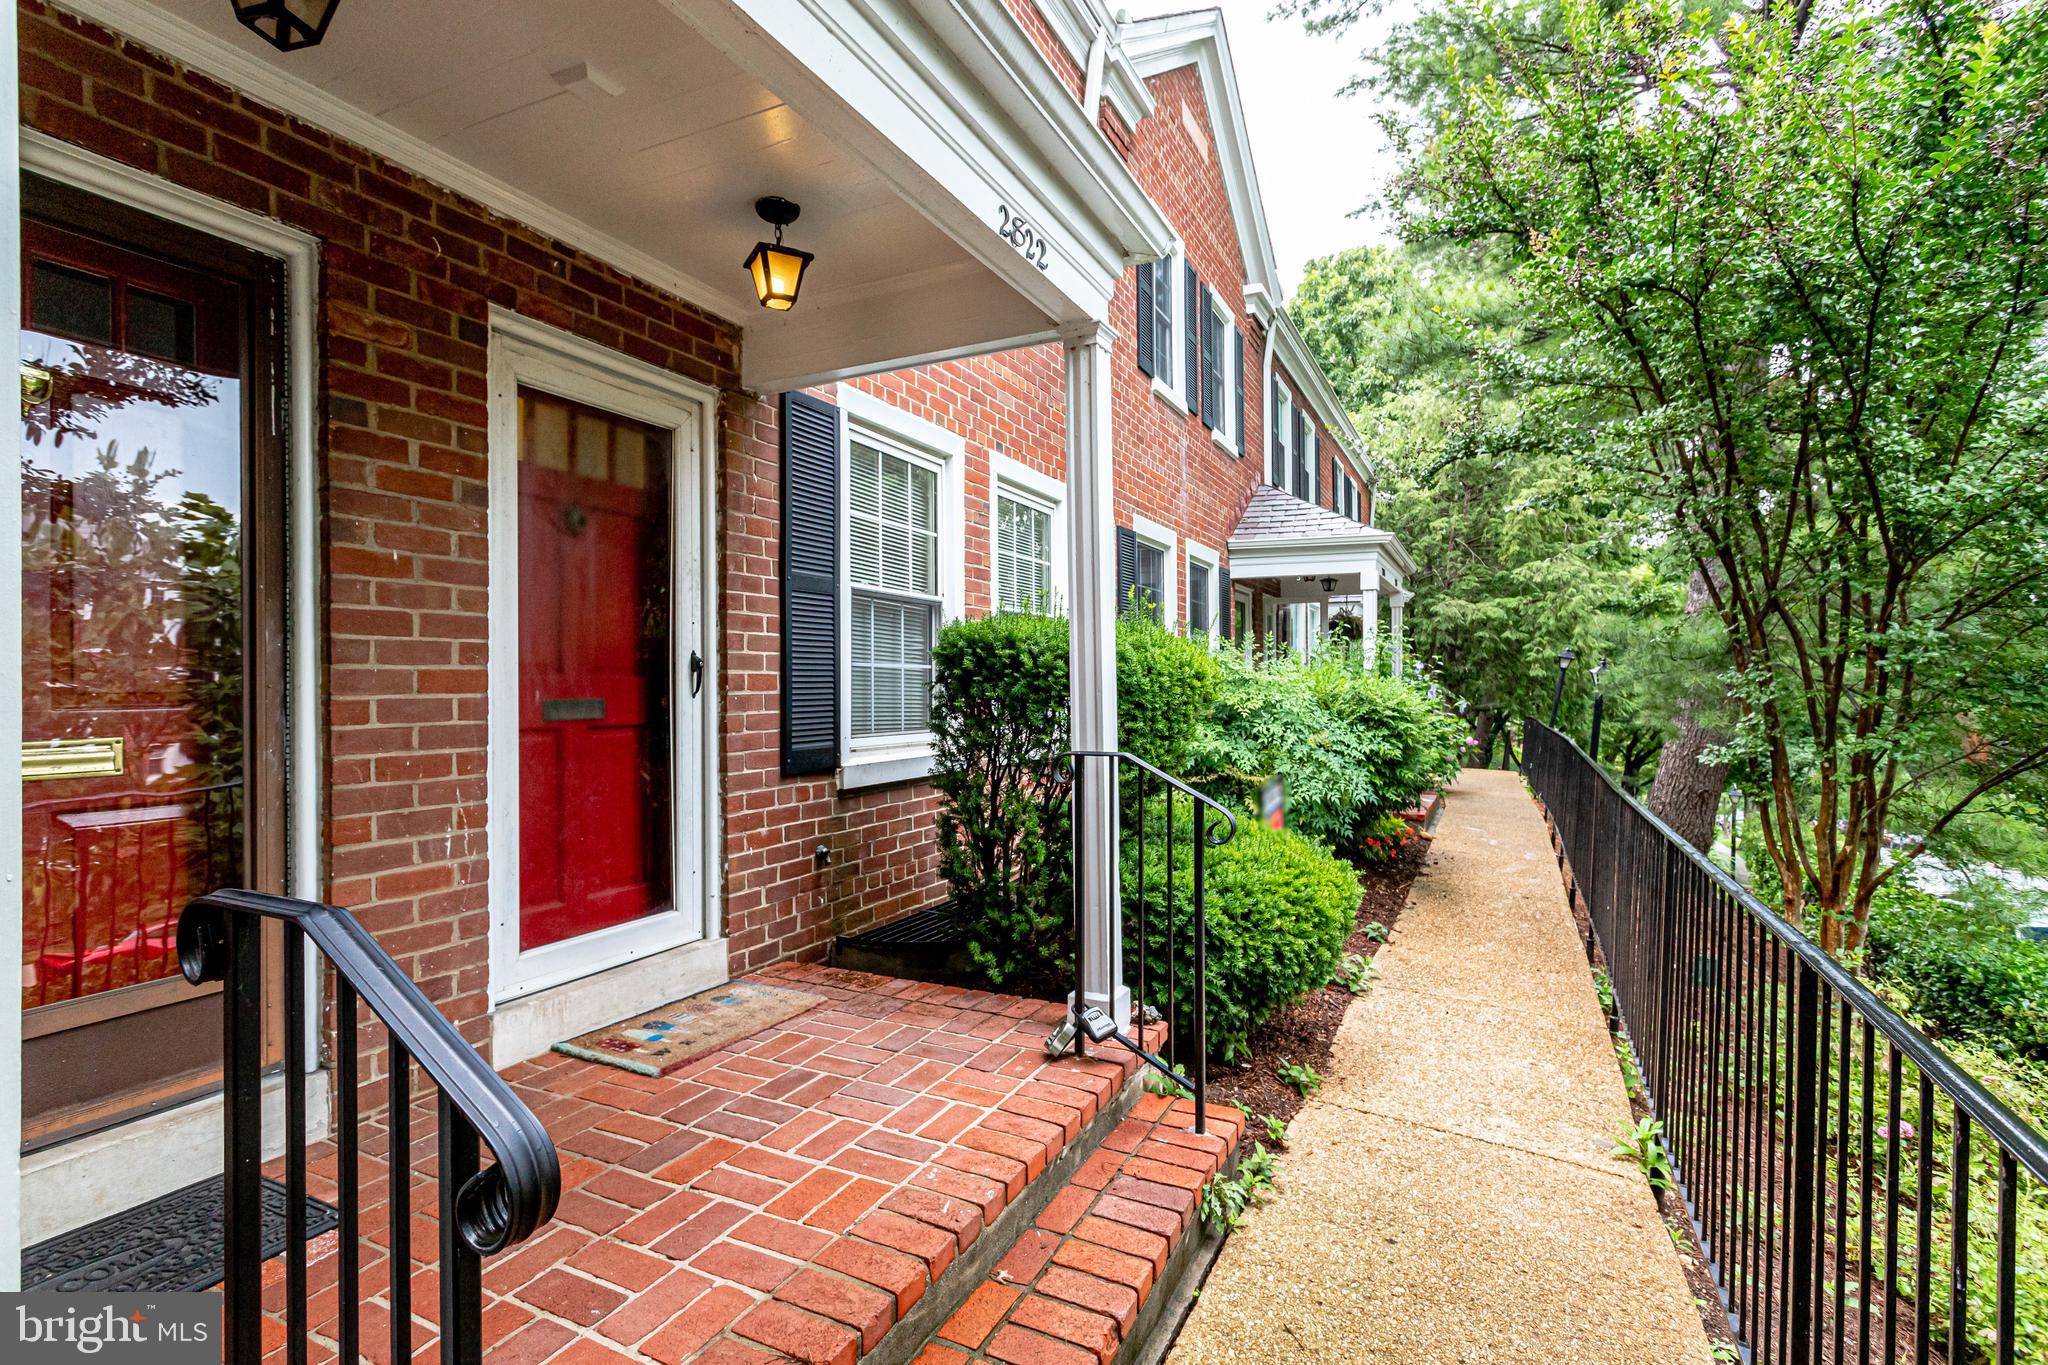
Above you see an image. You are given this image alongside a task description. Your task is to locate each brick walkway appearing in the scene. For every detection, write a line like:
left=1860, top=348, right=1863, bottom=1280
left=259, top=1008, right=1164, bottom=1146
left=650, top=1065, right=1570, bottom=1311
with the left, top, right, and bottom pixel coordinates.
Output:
left=265, top=963, right=1162, bottom=1365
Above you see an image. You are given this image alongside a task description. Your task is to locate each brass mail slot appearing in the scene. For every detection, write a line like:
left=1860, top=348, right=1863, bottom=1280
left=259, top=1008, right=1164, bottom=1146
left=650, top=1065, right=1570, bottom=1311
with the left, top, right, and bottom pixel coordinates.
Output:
left=541, top=697, right=605, bottom=722
left=23, top=736, right=125, bottom=782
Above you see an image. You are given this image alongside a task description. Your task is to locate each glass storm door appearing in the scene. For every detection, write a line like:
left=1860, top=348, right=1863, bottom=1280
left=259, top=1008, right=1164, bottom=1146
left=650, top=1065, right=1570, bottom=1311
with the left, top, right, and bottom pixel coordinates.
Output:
left=19, top=179, right=285, bottom=1148
left=517, top=389, right=675, bottom=952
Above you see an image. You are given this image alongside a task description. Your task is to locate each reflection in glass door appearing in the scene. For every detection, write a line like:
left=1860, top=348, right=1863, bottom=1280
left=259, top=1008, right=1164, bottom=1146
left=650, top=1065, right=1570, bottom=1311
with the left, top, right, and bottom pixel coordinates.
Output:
left=18, top=181, right=284, bottom=1148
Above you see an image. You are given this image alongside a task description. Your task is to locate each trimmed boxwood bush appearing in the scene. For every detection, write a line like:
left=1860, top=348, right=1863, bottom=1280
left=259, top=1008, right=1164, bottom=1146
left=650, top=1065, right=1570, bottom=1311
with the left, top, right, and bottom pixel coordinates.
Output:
left=1122, top=796, right=1360, bottom=1062
left=931, top=612, right=1072, bottom=993
left=931, top=610, right=1219, bottom=992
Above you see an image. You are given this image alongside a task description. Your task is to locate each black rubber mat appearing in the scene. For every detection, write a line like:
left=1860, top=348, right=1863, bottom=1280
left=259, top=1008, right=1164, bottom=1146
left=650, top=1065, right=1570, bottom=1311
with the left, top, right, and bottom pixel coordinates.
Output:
left=24, top=1175, right=341, bottom=1292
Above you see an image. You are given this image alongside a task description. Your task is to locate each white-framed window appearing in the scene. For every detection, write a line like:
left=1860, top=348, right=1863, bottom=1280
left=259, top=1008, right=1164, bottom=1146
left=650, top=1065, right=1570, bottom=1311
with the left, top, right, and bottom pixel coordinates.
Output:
left=990, top=455, right=1065, bottom=614
left=838, top=388, right=964, bottom=788
left=1151, top=243, right=1187, bottom=413
left=1207, top=294, right=1237, bottom=454
left=1131, top=513, right=1178, bottom=627
left=1269, top=376, right=1291, bottom=489
left=1186, top=540, right=1221, bottom=642
left=1235, top=583, right=1255, bottom=659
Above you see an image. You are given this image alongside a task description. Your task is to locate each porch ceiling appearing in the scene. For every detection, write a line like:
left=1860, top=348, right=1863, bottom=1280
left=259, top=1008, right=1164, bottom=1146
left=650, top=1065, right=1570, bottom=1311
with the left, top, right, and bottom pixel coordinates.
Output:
left=90, top=0, right=1170, bottom=389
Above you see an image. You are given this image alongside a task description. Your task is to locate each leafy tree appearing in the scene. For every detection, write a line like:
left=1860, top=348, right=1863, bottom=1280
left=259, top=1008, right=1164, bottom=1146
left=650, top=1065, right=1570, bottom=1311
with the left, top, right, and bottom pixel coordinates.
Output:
left=1291, top=242, right=1697, bottom=771
left=1393, top=0, right=2048, bottom=950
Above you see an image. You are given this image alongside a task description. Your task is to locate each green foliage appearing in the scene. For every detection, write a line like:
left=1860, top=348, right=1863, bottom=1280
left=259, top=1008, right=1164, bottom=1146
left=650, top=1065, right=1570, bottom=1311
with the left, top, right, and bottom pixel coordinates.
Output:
left=1124, top=800, right=1360, bottom=1062
left=1189, top=645, right=1464, bottom=849
left=1362, top=920, right=1390, bottom=944
left=1402, top=0, right=2048, bottom=944
left=1864, top=880, right=2048, bottom=1060
left=1115, top=609, right=1219, bottom=779
left=930, top=612, right=1074, bottom=992
left=1260, top=1114, right=1289, bottom=1147
left=1277, top=1059, right=1324, bottom=1098
left=931, top=611, right=1218, bottom=992
left=1288, top=242, right=1700, bottom=777
left=1199, top=1143, right=1279, bottom=1233
left=1611, top=1116, right=1674, bottom=1193
left=1333, top=952, right=1379, bottom=995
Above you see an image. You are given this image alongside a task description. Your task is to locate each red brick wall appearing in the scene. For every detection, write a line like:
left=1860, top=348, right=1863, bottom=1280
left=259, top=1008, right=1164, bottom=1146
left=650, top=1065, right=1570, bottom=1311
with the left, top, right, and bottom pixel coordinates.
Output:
left=716, top=350, right=1071, bottom=977
left=19, top=2, right=1379, bottom=1020
left=18, top=1, right=745, bottom=1045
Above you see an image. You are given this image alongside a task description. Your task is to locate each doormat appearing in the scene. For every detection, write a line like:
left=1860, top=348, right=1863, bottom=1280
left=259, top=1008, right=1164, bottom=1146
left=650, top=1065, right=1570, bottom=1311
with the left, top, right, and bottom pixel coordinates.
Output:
left=554, top=980, right=824, bottom=1077
left=23, top=1175, right=340, bottom=1292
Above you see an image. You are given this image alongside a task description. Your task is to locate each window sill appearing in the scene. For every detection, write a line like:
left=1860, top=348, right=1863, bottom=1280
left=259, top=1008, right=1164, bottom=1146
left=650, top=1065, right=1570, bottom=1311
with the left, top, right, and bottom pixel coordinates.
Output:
left=1152, top=375, right=1190, bottom=417
left=1210, top=427, right=1238, bottom=456
left=840, top=742, right=937, bottom=791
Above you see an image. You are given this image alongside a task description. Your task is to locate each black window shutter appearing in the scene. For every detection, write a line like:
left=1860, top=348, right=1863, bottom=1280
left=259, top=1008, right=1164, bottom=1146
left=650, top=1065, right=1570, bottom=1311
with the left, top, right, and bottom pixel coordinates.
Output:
left=1135, top=263, right=1155, bottom=378
left=1217, top=565, right=1232, bottom=640
left=1199, top=295, right=1216, bottom=430
left=1115, top=524, right=1137, bottom=617
left=1184, top=263, right=1200, bottom=411
left=1232, top=328, right=1245, bottom=455
left=1270, top=374, right=1284, bottom=484
left=1154, top=261, right=1174, bottom=386
left=780, top=391, right=841, bottom=777
left=1294, top=410, right=1309, bottom=497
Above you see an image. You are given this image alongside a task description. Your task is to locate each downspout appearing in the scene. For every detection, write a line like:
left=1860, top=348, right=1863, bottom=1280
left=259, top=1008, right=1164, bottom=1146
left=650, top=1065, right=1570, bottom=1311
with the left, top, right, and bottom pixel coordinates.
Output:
left=1082, top=23, right=1108, bottom=117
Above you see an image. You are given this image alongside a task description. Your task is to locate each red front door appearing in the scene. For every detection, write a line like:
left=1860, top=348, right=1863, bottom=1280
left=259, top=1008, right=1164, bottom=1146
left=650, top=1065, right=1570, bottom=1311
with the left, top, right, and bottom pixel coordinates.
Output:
left=516, top=389, right=674, bottom=951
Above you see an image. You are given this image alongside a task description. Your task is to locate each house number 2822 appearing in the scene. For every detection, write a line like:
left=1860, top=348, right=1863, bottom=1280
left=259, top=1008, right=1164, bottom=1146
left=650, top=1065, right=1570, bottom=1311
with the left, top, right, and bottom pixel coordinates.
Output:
left=996, top=205, right=1051, bottom=271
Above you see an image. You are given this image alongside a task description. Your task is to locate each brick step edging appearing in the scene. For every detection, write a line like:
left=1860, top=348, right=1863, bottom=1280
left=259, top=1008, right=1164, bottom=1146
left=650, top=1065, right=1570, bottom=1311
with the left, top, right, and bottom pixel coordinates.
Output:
left=915, top=1093, right=1246, bottom=1365
left=854, top=1063, right=1150, bottom=1365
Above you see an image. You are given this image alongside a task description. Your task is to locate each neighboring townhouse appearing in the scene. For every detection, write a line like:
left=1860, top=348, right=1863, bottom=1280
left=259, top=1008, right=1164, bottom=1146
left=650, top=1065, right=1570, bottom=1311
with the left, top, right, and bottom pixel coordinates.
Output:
left=736, top=5, right=1418, bottom=971
left=0, top=0, right=1408, bottom=1275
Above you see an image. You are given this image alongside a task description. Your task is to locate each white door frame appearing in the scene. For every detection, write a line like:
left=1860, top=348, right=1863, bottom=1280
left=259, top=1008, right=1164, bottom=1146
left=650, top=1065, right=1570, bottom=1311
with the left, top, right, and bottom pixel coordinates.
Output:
left=484, top=309, right=722, bottom=1011
left=8, top=131, right=326, bottom=1252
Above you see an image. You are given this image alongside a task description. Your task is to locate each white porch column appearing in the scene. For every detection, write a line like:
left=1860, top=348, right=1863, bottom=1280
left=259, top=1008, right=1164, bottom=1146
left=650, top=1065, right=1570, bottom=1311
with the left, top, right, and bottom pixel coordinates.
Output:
left=1390, top=591, right=1407, bottom=676
left=1061, top=322, right=1128, bottom=1027
left=1, top=6, right=24, bottom=1288
left=1359, top=557, right=1382, bottom=673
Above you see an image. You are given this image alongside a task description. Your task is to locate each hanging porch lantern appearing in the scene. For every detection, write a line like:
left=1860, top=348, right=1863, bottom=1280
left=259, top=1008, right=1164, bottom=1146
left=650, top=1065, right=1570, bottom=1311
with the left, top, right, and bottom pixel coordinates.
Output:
left=744, top=198, right=814, bottom=312
left=232, top=0, right=342, bottom=52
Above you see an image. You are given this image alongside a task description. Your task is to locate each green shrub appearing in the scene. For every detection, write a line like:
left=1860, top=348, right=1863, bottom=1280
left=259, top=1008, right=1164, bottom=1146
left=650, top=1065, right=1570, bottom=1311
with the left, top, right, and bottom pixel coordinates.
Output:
left=1188, top=646, right=1464, bottom=848
left=1116, top=609, right=1220, bottom=777
left=931, top=612, right=1073, bottom=992
left=1864, top=878, right=2048, bottom=1059
left=931, top=610, right=1217, bottom=990
left=1122, top=796, right=1359, bottom=1061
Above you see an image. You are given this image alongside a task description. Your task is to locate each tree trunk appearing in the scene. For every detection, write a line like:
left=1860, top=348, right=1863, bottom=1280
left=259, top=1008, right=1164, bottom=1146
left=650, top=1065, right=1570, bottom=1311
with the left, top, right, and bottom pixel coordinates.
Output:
left=1647, top=573, right=1729, bottom=852
left=1470, top=710, right=1494, bottom=768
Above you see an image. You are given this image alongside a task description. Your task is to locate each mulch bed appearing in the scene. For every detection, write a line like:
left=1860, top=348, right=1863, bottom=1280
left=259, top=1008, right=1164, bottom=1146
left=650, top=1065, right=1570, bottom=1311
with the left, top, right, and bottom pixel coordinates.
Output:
left=1204, top=833, right=1431, bottom=1153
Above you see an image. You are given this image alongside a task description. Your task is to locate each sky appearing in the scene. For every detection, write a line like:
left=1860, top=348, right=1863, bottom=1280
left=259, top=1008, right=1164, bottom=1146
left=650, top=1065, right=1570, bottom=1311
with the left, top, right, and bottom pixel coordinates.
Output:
left=1125, top=0, right=1419, bottom=293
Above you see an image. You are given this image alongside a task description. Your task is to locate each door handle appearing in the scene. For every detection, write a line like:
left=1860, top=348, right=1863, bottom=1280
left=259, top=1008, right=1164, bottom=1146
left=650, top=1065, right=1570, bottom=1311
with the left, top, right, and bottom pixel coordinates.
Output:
left=689, top=651, right=705, bottom=698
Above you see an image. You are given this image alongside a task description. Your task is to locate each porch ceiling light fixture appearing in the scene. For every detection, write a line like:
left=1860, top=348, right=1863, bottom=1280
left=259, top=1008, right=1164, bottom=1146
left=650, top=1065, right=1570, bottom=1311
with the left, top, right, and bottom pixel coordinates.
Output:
left=1318, top=576, right=1338, bottom=593
left=232, top=0, right=341, bottom=52
left=744, top=197, right=814, bottom=312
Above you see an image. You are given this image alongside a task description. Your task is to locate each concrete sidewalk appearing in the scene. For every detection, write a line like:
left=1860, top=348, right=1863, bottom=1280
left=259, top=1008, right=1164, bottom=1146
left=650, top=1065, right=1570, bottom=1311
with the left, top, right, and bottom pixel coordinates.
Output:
left=1167, top=769, right=1714, bottom=1365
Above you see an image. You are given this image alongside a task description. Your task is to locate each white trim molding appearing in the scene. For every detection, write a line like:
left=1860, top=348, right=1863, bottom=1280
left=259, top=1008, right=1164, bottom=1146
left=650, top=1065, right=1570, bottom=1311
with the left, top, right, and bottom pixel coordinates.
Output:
left=1184, top=538, right=1222, bottom=643
left=484, top=309, right=724, bottom=1014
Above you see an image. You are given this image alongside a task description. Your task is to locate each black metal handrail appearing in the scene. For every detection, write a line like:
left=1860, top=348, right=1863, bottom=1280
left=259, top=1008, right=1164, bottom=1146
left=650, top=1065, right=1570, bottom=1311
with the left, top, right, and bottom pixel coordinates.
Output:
left=1068, top=749, right=1237, bottom=1134
left=178, top=889, right=561, bottom=1365
left=1525, top=720, right=2046, bottom=1365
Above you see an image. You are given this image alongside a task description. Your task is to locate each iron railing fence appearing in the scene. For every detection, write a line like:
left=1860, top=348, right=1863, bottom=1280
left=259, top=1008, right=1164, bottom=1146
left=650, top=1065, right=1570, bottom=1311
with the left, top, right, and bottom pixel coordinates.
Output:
left=177, top=890, right=561, bottom=1365
left=1524, top=721, right=2048, bottom=1365
left=1066, top=750, right=1237, bottom=1134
